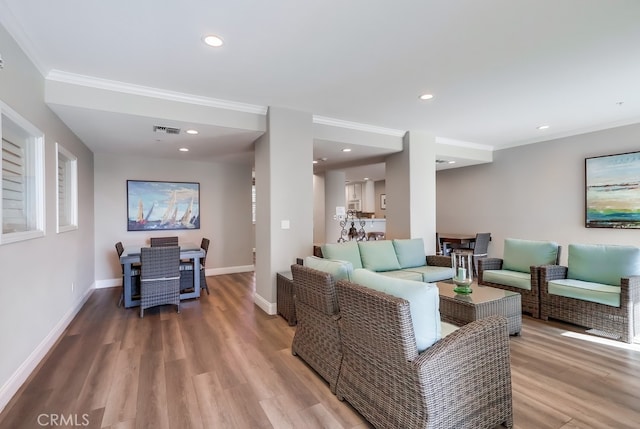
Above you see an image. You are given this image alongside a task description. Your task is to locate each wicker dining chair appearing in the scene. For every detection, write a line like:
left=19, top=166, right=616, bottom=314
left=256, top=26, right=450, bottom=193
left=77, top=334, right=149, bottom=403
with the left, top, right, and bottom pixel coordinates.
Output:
left=150, top=236, right=178, bottom=247
left=140, top=246, right=181, bottom=317
left=115, top=241, right=140, bottom=307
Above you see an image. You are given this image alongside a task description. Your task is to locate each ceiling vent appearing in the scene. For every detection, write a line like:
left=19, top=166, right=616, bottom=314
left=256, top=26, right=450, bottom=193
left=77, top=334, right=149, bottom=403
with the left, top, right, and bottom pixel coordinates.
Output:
left=435, top=159, right=448, bottom=164
left=153, top=125, right=181, bottom=135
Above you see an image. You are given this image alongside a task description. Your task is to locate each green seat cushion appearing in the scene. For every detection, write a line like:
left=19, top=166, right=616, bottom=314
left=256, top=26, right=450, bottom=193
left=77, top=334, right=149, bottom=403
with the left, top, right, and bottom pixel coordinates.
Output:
left=403, top=266, right=455, bottom=283
left=548, top=278, right=621, bottom=307
left=321, top=242, right=363, bottom=269
left=304, top=256, right=353, bottom=281
left=352, top=268, right=441, bottom=352
left=377, top=270, right=423, bottom=282
left=392, top=238, right=427, bottom=269
left=502, top=238, right=559, bottom=273
left=483, top=269, right=532, bottom=290
left=567, top=244, right=640, bottom=286
left=357, top=241, right=401, bottom=272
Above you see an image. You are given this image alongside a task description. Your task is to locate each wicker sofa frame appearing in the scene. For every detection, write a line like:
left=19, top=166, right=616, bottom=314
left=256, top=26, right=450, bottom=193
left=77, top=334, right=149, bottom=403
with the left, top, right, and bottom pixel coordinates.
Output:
left=335, top=279, right=513, bottom=429
left=539, top=265, right=640, bottom=343
left=290, top=264, right=343, bottom=393
left=477, top=247, right=561, bottom=319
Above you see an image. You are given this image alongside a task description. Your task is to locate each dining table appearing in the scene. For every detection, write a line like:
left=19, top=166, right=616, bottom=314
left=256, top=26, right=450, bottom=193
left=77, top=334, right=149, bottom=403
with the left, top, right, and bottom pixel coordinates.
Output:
left=119, top=242, right=205, bottom=308
left=438, top=233, right=478, bottom=247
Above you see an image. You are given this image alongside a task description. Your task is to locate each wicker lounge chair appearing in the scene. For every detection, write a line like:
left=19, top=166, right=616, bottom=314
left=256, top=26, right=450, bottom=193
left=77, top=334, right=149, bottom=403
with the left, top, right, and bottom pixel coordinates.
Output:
left=539, top=244, right=640, bottom=343
left=335, top=279, right=513, bottom=429
left=140, top=246, right=181, bottom=317
left=478, top=239, right=561, bottom=318
left=290, top=263, right=343, bottom=394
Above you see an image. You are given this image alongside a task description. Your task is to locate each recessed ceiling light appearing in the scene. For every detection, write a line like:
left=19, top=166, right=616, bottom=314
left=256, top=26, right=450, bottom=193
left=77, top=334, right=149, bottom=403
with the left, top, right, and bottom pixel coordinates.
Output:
left=364, top=177, right=369, bottom=181
left=448, top=161, right=456, bottom=164
left=419, top=94, right=434, bottom=100
left=342, top=148, right=352, bottom=152
left=179, top=147, right=189, bottom=152
left=203, top=35, right=224, bottom=47
left=186, top=129, right=199, bottom=135
left=312, top=160, right=318, bottom=164
left=537, top=125, right=550, bottom=130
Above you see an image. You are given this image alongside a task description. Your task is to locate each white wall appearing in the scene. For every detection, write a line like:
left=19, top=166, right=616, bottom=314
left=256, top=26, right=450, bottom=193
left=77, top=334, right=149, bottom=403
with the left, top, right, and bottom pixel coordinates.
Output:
left=437, top=123, right=640, bottom=264
left=94, top=154, right=254, bottom=284
left=0, top=24, right=95, bottom=411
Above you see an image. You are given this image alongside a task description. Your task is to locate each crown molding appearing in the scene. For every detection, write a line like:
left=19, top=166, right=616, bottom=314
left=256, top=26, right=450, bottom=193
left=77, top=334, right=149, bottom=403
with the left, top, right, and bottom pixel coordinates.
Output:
left=313, top=115, right=405, bottom=137
left=45, top=70, right=268, bottom=115
left=0, top=2, right=48, bottom=76
left=435, top=136, right=493, bottom=151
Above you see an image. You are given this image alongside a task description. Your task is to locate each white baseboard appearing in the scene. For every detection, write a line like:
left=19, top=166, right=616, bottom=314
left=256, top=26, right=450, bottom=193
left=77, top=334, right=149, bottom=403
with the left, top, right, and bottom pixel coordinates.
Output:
left=95, top=265, right=255, bottom=290
left=0, top=285, right=93, bottom=414
left=206, top=265, right=254, bottom=276
left=253, top=292, right=277, bottom=315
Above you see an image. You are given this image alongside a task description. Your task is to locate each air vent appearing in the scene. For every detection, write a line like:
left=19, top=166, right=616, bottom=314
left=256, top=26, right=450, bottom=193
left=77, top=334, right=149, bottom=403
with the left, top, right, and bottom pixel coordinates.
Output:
left=435, top=159, right=448, bottom=164
left=153, top=125, right=181, bottom=135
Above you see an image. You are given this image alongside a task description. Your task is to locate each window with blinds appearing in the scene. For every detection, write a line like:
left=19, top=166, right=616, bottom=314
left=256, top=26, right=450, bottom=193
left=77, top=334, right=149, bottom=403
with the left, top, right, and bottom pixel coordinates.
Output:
left=1, top=103, right=44, bottom=244
left=56, top=143, right=78, bottom=232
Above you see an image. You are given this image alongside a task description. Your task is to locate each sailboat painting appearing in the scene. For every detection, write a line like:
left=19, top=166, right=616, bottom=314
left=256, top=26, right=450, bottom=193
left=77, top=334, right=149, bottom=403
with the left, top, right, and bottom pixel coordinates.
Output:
left=127, top=180, right=200, bottom=231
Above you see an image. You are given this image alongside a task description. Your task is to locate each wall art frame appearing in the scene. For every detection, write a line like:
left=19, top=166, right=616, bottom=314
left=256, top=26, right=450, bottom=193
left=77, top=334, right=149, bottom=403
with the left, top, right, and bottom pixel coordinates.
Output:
left=127, top=180, right=200, bottom=231
left=585, top=151, right=640, bottom=229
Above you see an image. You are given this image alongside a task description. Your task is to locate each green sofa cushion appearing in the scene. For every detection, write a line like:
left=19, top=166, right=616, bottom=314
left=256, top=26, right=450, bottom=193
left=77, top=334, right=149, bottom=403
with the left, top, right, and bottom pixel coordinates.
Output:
left=567, top=244, right=640, bottom=286
left=358, top=241, right=401, bottom=272
left=351, top=268, right=441, bottom=352
left=304, top=256, right=353, bottom=281
left=321, top=242, right=363, bottom=269
left=392, top=238, right=426, bottom=269
left=403, top=265, right=455, bottom=283
left=548, top=278, right=621, bottom=307
left=377, top=270, right=423, bottom=281
left=502, top=238, right=559, bottom=273
left=483, top=269, right=532, bottom=290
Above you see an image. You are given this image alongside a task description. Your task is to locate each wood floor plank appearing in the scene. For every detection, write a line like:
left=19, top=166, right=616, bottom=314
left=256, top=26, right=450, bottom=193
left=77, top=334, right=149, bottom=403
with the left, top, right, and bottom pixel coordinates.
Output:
left=2, top=272, right=640, bottom=429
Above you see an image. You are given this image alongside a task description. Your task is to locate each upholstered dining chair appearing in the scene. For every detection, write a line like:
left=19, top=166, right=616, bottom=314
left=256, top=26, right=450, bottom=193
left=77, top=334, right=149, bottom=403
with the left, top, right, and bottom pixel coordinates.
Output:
left=199, top=237, right=210, bottom=295
left=139, top=246, right=181, bottom=317
left=150, top=236, right=178, bottom=247
left=115, top=241, right=140, bottom=307
left=458, top=232, right=491, bottom=277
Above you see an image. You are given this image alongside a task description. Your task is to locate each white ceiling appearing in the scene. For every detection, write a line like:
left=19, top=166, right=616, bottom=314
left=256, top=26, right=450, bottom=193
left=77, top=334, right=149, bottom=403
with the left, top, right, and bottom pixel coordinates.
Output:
left=2, top=0, right=640, bottom=182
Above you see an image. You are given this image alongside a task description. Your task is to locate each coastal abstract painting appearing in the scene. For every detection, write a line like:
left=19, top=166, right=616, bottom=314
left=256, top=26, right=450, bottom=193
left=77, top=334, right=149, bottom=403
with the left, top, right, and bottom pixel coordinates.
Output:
left=127, top=180, right=200, bottom=231
left=585, top=151, right=640, bottom=228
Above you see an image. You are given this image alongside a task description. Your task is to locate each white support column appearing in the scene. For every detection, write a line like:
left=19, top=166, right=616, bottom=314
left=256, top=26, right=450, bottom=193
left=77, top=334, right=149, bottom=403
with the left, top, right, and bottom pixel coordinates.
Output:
left=254, top=107, right=313, bottom=314
left=385, top=130, right=436, bottom=253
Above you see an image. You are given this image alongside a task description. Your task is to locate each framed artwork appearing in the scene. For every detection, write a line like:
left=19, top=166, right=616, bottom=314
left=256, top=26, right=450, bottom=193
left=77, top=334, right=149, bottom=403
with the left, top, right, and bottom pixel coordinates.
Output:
left=380, top=194, right=386, bottom=210
left=585, top=151, right=640, bottom=228
left=127, top=180, right=200, bottom=231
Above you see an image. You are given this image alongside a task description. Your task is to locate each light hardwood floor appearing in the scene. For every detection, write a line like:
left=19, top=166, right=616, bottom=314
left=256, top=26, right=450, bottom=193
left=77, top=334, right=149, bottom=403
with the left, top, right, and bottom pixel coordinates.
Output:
left=1, top=272, right=639, bottom=429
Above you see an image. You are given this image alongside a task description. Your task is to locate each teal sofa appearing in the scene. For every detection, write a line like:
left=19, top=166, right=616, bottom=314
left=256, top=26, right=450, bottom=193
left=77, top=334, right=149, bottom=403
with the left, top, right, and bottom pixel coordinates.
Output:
left=540, top=243, right=640, bottom=343
left=478, top=238, right=561, bottom=318
left=320, top=238, right=454, bottom=283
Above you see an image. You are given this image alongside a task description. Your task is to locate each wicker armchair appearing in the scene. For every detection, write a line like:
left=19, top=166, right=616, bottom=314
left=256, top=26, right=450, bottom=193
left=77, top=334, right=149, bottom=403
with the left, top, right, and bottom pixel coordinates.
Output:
left=140, top=246, right=181, bottom=317
left=540, top=267, right=640, bottom=343
left=290, top=263, right=342, bottom=394
left=335, top=279, right=513, bottom=429
left=478, top=240, right=561, bottom=319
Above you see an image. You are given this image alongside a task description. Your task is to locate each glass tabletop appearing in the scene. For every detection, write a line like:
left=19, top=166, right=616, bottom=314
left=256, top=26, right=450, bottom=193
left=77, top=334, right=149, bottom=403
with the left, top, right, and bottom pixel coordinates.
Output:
left=436, top=281, right=519, bottom=304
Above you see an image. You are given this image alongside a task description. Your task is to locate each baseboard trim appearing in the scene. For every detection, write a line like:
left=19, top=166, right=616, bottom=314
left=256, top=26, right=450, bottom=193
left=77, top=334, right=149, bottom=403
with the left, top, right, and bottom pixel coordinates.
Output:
left=253, top=292, right=277, bottom=315
left=0, top=285, right=93, bottom=414
left=95, top=265, right=255, bottom=290
left=206, top=265, right=254, bottom=276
